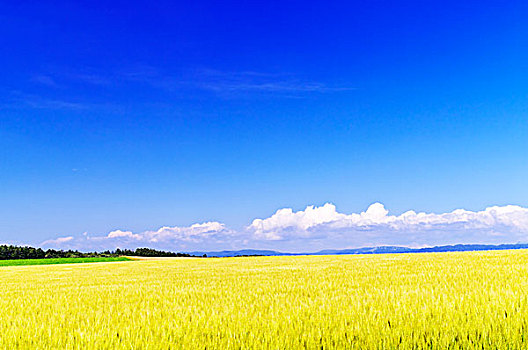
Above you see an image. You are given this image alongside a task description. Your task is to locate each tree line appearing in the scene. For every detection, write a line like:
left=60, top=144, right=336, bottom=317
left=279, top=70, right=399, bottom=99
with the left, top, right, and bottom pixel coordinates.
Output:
left=0, top=245, right=200, bottom=260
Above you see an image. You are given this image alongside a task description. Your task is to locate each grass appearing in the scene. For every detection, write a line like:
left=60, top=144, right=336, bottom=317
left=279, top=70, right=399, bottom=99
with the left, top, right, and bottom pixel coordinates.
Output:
left=0, top=256, right=131, bottom=267
left=1, top=250, right=528, bottom=348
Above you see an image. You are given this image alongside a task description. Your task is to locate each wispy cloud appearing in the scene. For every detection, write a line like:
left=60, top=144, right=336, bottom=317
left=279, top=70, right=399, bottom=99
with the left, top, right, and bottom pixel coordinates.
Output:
left=186, top=69, right=355, bottom=95
left=31, top=75, right=59, bottom=87
left=2, top=91, right=124, bottom=112
left=65, top=72, right=113, bottom=86
left=30, top=65, right=355, bottom=97
left=38, top=203, right=528, bottom=253
left=197, top=80, right=349, bottom=94
left=4, top=65, right=355, bottom=111
left=7, top=93, right=90, bottom=110
left=40, top=66, right=115, bottom=86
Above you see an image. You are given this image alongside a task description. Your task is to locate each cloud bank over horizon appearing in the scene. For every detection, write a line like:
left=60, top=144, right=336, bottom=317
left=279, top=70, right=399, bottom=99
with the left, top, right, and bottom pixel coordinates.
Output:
left=39, top=203, right=528, bottom=252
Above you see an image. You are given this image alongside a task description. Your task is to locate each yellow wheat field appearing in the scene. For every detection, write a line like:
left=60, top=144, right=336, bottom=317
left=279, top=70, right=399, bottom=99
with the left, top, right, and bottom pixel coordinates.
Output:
left=1, top=250, right=528, bottom=349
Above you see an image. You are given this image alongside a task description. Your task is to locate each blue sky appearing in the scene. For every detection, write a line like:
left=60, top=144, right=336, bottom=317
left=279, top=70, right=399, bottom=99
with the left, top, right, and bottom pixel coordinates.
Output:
left=1, top=0, right=528, bottom=251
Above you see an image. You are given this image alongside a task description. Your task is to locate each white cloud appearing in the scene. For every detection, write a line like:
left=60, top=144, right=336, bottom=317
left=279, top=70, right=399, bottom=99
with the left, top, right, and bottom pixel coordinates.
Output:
left=40, top=222, right=238, bottom=251
left=127, top=221, right=230, bottom=243
left=249, top=203, right=346, bottom=240
left=41, top=236, right=74, bottom=246
left=37, top=203, right=528, bottom=252
left=247, top=203, right=528, bottom=247
left=107, top=230, right=141, bottom=240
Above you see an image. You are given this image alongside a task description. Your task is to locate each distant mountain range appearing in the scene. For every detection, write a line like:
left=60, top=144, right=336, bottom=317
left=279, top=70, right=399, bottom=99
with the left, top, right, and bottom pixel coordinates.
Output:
left=189, top=243, right=528, bottom=258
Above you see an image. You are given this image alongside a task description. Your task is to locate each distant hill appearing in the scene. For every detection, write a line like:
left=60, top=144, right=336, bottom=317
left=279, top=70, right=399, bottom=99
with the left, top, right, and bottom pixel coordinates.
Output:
left=187, top=249, right=295, bottom=258
left=191, top=243, right=528, bottom=257
left=4, top=243, right=527, bottom=260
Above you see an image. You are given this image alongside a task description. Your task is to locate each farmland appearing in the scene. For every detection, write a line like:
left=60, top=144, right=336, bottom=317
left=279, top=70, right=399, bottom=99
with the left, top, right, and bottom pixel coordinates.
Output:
left=0, top=256, right=130, bottom=267
left=1, top=250, right=528, bottom=348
